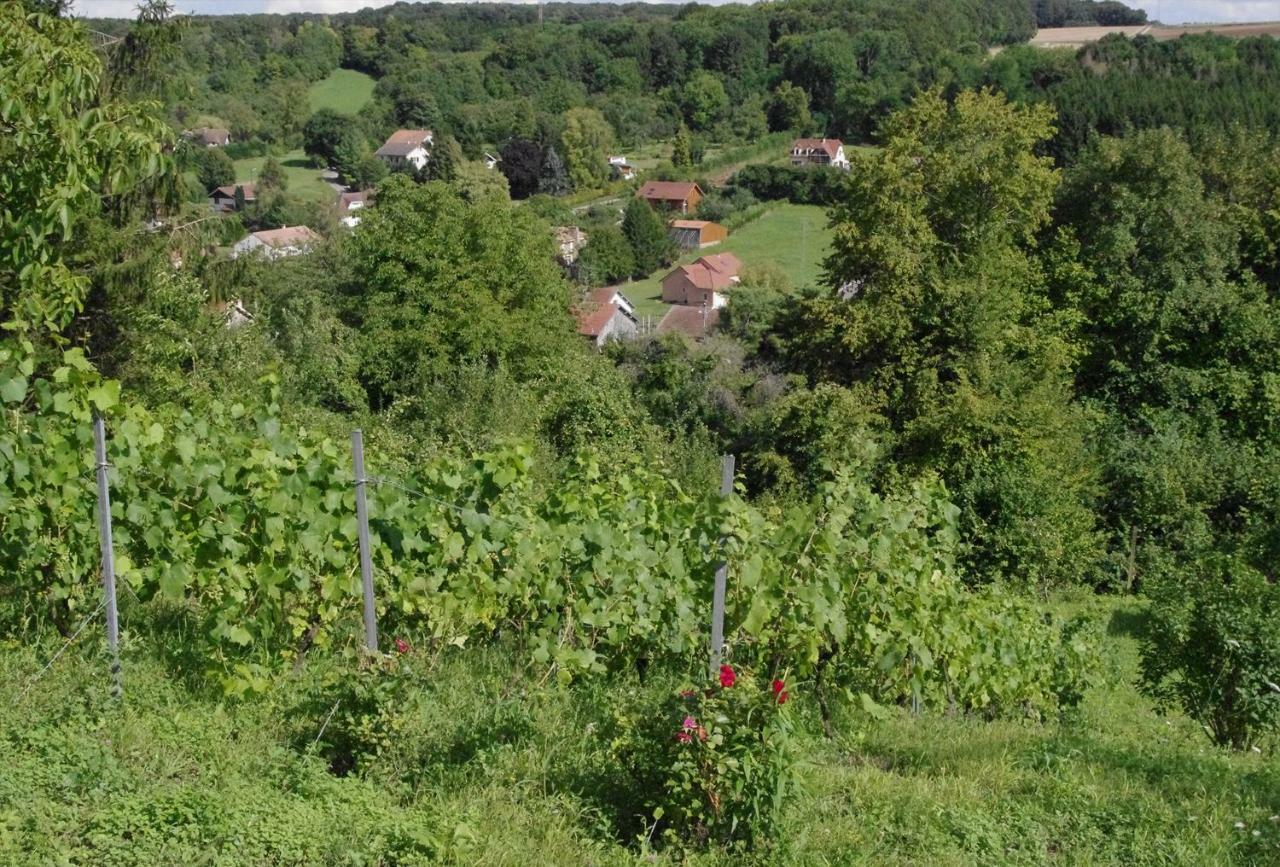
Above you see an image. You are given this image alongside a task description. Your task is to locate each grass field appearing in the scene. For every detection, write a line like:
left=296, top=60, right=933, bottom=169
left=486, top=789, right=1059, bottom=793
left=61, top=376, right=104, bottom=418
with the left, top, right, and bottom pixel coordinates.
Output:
left=232, top=148, right=335, bottom=205
left=625, top=203, right=831, bottom=320
left=308, top=68, right=376, bottom=115
left=3, top=593, right=1277, bottom=863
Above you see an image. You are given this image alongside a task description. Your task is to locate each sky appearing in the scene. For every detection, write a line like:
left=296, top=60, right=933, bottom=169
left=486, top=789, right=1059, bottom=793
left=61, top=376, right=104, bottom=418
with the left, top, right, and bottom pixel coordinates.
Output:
left=70, top=0, right=1280, bottom=24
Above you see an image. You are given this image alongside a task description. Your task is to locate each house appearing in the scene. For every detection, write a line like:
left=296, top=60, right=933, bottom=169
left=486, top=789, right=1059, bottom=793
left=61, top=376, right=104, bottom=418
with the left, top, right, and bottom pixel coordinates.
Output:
left=375, top=129, right=433, bottom=171
left=636, top=180, right=703, bottom=214
left=337, top=190, right=372, bottom=228
left=790, top=138, right=850, bottom=170
left=553, top=226, right=589, bottom=266
left=575, top=287, right=638, bottom=349
left=231, top=225, right=321, bottom=260
left=209, top=183, right=257, bottom=213
left=657, top=305, right=720, bottom=341
left=212, top=298, right=254, bottom=329
left=660, top=252, right=742, bottom=308
left=668, top=219, right=727, bottom=250
left=609, top=156, right=636, bottom=181
left=186, top=127, right=230, bottom=147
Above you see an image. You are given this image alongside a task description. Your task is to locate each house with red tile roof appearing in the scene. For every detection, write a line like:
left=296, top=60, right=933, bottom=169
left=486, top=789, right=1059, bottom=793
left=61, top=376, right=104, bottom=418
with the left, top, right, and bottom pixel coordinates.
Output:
left=637, top=180, right=703, bottom=214
left=375, top=129, right=433, bottom=171
left=575, top=286, right=638, bottom=348
left=790, top=138, right=850, bottom=170
left=660, top=252, right=743, bottom=307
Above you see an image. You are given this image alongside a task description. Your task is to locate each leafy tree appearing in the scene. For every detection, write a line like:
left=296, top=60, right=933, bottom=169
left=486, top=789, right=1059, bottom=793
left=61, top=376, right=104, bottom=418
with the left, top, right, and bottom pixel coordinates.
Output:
left=767, top=81, right=812, bottom=133
left=426, top=134, right=463, bottom=183
left=622, top=198, right=672, bottom=278
left=681, top=71, right=729, bottom=132
left=451, top=161, right=511, bottom=203
left=0, top=4, right=172, bottom=335
left=577, top=225, right=635, bottom=287
left=197, top=148, right=236, bottom=192
left=499, top=137, right=544, bottom=200
left=304, top=109, right=362, bottom=168
left=778, top=89, right=1100, bottom=588
left=561, top=107, right=614, bottom=190
left=344, top=175, right=574, bottom=409
left=538, top=145, right=570, bottom=196
left=671, top=125, right=693, bottom=169
left=258, top=156, right=288, bottom=192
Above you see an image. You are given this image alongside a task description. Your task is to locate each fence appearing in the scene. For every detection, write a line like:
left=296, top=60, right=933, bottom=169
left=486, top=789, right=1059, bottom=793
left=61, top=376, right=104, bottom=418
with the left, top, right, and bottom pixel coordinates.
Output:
left=40, top=418, right=738, bottom=699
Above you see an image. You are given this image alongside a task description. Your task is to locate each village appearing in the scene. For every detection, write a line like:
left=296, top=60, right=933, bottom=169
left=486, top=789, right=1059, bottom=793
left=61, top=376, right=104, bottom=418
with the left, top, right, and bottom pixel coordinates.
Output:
left=187, top=121, right=847, bottom=346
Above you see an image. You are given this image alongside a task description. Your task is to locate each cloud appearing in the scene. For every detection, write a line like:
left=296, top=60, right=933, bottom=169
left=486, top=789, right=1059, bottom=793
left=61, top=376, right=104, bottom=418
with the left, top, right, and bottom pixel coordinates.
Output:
left=1130, top=1, right=1280, bottom=23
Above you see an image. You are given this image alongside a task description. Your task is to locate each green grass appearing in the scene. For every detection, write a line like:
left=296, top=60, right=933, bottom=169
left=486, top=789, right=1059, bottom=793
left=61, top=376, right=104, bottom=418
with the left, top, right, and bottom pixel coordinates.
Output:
left=308, top=68, right=375, bottom=115
left=233, top=149, right=335, bottom=205
left=3, top=594, right=1276, bottom=863
left=625, top=203, right=831, bottom=320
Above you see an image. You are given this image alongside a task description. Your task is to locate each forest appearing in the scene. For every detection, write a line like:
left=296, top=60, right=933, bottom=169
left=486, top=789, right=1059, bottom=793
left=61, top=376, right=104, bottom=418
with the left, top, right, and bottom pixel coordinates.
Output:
left=3, top=0, right=1280, bottom=862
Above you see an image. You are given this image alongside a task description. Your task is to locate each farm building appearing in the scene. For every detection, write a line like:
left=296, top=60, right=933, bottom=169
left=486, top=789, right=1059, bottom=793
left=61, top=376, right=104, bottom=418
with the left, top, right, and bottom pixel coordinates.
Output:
left=186, top=127, right=230, bottom=147
left=669, top=219, right=727, bottom=250
left=660, top=252, right=742, bottom=308
left=576, top=286, right=638, bottom=349
left=790, top=138, right=850, bottom=170
left=209, top=183, right=257, bottom=213
left=231, top=226, right=321, bottom=261
left=375, top=129, right=433, bottom=171
left=637, top=180, right=703, bottom=214
left=657, top=305, right=719, bottom=341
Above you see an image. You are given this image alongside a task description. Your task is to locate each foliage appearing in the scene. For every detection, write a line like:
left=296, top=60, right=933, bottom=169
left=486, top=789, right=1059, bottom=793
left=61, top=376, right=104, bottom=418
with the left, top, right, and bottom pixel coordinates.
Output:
left=616, top=666, right=799, bottom=852
left=622, top=198, right=674, bottom=278
left=561, top=107, right=615, bottom=190
left=195, top=147, right=236, bottom=192
left=728, top=164, right=845, bottom=206
left=577, top=226, right=636, bottom=287
left=538, top=145, right=570, bottom=196
left=303, top=108, right=363, bottom=169
left=258, top=157, right=288, bottom=193
left=1141, top=565, right=1280, bottom=750
left=767, top=81, right=812, bottom=133
left=499, top=137, right=544, bottom=200
left=671, top=125, right=694, bottom=169
left=0, top=5, right=172, bottom=335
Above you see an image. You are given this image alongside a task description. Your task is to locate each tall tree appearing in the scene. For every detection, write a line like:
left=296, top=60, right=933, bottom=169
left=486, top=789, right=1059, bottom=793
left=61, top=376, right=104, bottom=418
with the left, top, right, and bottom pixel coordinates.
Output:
left=671, top=125, right=693, bottom=169
left=622, top=198, right=672, bottom=278
left=561, top=107, right=614, bottom=190
left=499, top=137, right=544, bottom=200
left=426, top=134, right=463, bottom=183
left=777, top=89, right=1100, bottom=588
left=538, top=146, right=570, bottom=196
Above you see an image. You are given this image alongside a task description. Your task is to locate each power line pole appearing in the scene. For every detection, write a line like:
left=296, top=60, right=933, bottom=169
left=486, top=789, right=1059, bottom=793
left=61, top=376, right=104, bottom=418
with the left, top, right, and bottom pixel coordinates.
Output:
left=351, top=430, right=379, bottom=653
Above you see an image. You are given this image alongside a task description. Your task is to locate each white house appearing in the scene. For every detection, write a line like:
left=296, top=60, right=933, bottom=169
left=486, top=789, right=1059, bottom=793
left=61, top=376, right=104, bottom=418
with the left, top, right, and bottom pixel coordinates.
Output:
left=790, top=138, right=850, bottom=170
left=336, top=190, right=371, bottom=229
left=483, top=152, right=501, bottom=170
left=231, top=226, right=321, bottom=260
left=576, top=286, right=639, bottom=349
left=375, top=129, right=433, bottom=171
left=186, top=127, right=230, bottom=147
left=609, top=155, right=636, bottom=181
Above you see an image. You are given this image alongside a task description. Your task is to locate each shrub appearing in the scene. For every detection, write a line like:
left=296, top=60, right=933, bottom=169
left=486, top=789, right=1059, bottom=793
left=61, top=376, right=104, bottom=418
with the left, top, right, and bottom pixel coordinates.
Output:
left=1141, top=564, right=1280, bottom=749
left=614, top=663, right=799, bottom=853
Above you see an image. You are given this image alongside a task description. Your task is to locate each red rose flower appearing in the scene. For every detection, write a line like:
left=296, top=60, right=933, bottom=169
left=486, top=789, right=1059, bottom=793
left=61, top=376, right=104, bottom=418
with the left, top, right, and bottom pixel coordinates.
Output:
left=777, top=691, right=789, bottom=705
left=719, top=664, right=736, bottom=688
left=393, top=637, right=410, bottom=654
left=677, top=731, right=692, bottom=744
left=772, top=678, right=785, bottom=696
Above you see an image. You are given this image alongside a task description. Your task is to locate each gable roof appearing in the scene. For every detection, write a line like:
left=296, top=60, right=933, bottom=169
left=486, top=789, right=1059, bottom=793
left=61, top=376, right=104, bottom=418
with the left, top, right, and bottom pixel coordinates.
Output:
left=576, top=301, right=622, bottom=338
left=637, top=180, right=702, bottom=202
left=376, top=129, right=432, bottom=157
left=658, top=305, right=720, bottom=339
left=337, top=190, right=371, bottom=211
left=792, top=138, right=844, bottom=159
left=699, top=252, right=741, bottom=275
left=211, top=182, right=257, bottom=201
left=249, top=225, right=320, bottom=248
left=670, top=219, right=712, bottom=230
